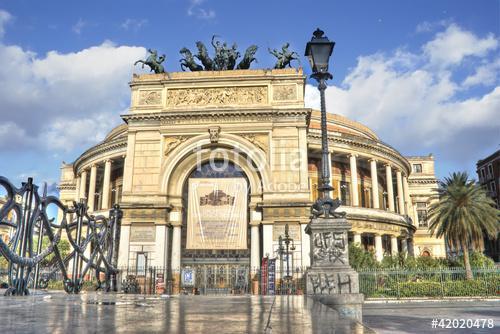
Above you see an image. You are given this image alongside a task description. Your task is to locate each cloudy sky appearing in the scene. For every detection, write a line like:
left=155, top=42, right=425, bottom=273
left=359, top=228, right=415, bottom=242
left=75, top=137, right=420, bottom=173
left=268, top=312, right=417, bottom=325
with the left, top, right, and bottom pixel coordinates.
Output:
left=0, top=0, right=498, bottom=194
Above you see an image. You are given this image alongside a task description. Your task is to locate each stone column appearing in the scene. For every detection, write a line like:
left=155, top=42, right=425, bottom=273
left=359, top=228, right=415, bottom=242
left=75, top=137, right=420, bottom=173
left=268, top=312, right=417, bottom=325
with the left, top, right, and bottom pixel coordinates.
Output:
left=171, top=225, right=181, bottom=294
left=171, top=225, right=181, bottom=270
left=413, top=205, right=419, bottom=227
left=75, top=176, right=81, bottom=201
left=385, top=165, right=395, bottom=212
left=117, top=225, right=130, bottom=267
left=396, top=170, right=405, bottom=215
left=349, top=154, right=359, bottom=206
left=88, top=164, right=97, bottom=212
left=374, top=234, right=383, bottom=261
left=154, top=225, right=168, bottom=268
left=370, top=159, right=379, bottom=209
left=250, top=224, right=260, bottom=272
left=401, top=238, right=408, bottom=254
left=391, top=235, right=398, bottom=255
left=101, top=159, right=112, bottom=210
left=262, top=224, right=273, bottom=259
left=403, top=175, right=411, bottom=217
left=353, top=232, right=362, bottom=245
left=79, top=170, right=88, bottom=200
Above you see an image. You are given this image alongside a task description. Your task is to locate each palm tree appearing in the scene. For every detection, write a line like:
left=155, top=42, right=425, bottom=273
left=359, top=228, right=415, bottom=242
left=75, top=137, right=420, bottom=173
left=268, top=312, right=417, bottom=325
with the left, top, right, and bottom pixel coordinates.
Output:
left=427, top=172, right=499, bottom=280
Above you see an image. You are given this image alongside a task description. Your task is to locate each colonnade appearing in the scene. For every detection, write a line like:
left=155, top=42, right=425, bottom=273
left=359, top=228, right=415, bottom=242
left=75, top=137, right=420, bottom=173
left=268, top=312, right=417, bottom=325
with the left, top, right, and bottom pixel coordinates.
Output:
left=74, top=158, right=122, bottom=212
left=352, top=232, right=413, bottom=261
left=326, top=152, right=412, bottom=216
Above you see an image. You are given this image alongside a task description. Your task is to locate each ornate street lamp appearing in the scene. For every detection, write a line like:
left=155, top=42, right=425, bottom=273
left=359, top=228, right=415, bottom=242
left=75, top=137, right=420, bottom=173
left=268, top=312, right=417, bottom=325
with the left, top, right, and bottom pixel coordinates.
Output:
left=305, top=28, right=343, bottom=218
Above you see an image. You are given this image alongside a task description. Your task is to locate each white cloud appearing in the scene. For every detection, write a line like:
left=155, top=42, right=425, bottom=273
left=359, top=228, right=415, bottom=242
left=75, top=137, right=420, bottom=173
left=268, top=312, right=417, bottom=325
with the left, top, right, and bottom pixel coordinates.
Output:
left=120, top=18, right=148, bottom=31
left=72, top=18, right=86, bottom=34
left=462, top=59, right=500, bottom=87
left=0, top=9, right=12, bottom=38
left=423, top=24, right=498, bottom=67
left=305, top=23, right=500, bottom=167
left=187, top=0, right=216, bottom=20
left=415, top=19, right=452, bottom=33
left=0, top=35, right=147, bottom=152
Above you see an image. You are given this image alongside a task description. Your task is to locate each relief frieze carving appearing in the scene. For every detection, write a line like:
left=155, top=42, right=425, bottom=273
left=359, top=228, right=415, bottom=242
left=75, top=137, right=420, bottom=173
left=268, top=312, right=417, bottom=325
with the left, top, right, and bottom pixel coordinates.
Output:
left=138, top=90, right=162, bottom=105
left=273, top=84, right=296, bottom=101
left=164, top=136, right=190, bottom=156
left=166, top=86, right=267, bottom=107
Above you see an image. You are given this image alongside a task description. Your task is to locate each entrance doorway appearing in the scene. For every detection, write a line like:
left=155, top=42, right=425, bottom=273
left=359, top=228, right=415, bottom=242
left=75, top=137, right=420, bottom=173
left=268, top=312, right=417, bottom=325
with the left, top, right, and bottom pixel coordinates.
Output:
left=179, top=161, right=251, bottom=294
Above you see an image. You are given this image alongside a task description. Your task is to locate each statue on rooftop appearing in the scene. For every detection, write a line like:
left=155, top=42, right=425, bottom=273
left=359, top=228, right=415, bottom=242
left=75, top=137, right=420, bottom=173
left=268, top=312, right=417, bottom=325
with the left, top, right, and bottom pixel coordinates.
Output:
left=180, top=47, right=203, bottom=71
left=179, top=36, right=257, bottom=71
left=268, top=43, right=300, bottom=69
left=237, top=45, right=258, bottom=70
left=195, top=41, right=215, bottom=70
left=134, top=49, right=166, bottom=74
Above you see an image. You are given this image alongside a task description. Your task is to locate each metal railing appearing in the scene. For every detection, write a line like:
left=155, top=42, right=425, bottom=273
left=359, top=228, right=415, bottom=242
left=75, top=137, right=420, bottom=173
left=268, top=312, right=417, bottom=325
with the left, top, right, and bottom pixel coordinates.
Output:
left=358, top=267, right=500, bottom=299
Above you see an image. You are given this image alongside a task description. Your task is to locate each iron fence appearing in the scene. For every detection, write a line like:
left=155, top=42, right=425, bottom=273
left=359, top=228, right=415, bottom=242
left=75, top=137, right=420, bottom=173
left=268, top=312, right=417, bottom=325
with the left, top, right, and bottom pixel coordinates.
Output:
left=358, top=267, right=500, bottom=299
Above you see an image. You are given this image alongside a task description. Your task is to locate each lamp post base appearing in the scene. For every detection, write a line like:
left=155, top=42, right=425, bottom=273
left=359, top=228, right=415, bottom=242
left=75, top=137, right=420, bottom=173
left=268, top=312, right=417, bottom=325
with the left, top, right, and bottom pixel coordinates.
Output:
left=305, top=216, right=364, bottom=321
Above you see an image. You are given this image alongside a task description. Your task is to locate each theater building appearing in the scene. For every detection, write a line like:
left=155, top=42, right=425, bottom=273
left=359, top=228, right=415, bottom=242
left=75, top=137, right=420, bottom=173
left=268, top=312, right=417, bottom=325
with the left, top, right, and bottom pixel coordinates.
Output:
left=58, top=69, right=445, bottom=282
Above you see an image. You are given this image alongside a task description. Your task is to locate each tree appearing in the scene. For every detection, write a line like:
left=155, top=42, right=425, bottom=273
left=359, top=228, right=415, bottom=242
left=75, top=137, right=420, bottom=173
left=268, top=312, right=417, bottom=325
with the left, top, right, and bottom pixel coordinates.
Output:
left=427, top=172, right=499, bottom=280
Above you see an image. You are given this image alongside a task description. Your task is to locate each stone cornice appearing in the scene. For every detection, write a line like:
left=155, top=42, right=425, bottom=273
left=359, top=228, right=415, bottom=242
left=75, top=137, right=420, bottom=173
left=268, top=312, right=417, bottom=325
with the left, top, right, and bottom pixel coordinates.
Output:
left=73, top=137, right=127, bottom=173
left=122, top=108, right=310, bottom=125
left=307, top=130, right=411, bottom=174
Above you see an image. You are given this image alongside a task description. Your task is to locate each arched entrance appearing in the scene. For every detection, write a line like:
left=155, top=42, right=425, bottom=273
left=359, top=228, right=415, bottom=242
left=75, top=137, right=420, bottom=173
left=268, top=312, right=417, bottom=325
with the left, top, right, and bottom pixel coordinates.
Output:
left=180, top=160, right=252, bottom=294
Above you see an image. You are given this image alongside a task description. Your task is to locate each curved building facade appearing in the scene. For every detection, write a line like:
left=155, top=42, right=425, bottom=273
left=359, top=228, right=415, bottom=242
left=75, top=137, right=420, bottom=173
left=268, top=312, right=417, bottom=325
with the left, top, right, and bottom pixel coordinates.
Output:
left=58, top=69, right=445, bottom=282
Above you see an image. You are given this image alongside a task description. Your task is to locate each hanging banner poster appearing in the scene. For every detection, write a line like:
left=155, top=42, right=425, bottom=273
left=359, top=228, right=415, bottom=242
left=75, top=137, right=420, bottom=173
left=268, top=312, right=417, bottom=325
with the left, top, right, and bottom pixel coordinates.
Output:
left=187, top=178, right=247, bottom=250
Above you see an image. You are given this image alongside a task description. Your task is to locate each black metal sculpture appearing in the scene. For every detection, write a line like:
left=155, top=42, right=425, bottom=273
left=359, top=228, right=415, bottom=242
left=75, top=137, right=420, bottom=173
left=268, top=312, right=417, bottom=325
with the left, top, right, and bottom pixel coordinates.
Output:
left=179, top=35, right=258, bottom=71
left=0, top=176, right=122, bottom=295
left=134, top=49, right=166, bottom=74
left=268, top=43, right=300, bottom=69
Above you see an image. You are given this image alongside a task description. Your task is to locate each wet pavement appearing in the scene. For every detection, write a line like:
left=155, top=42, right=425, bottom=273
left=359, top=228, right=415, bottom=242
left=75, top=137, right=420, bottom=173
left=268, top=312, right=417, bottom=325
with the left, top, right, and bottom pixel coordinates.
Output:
left=0, top=292, right=373, bottom=333
left=363, top=300, right=500, bottom=334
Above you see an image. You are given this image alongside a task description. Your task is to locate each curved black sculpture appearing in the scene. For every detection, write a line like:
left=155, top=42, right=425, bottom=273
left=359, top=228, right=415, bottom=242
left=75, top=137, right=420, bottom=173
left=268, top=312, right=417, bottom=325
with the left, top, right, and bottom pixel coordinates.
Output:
left=0, top=176, right=122, bottom=295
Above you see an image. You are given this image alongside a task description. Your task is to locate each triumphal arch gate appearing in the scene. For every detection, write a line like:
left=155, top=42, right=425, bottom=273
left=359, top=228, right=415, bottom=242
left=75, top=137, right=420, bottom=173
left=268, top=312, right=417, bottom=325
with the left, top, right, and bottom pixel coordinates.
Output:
left=117, top=69, right=312, bottom=292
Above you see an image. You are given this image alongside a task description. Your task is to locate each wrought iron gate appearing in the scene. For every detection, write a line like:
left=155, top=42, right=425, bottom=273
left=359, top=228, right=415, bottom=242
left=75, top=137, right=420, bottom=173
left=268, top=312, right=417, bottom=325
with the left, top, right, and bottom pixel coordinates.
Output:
left=181, top=264, right=249, bottom=295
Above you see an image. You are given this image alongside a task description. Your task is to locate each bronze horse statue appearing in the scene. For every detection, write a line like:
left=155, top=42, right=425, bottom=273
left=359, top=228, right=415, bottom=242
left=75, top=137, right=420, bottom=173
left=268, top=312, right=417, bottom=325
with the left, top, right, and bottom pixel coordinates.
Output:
left=237, top=45, right=258, bottom=70
left=179, top=47, right=203, bottom=71
left=195, top=41, right=215, bottom=70
left=134, top=49, right=166, bottom=74
left=268, top=43, right=300, bottom=69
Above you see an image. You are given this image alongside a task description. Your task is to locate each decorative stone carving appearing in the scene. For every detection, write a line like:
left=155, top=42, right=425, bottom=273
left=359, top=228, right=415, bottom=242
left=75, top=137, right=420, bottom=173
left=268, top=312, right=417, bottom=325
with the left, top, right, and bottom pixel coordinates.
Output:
left=139, top=90, right=162, bottom=105
left=312, top=231, right=347, bottom=265
left=208, top=126, right=221, bottom=143
left=166, top=86, right=267, bottom=107
left=240, top=133, right=268, bottom=152
left=164, top=136, right=189, bottom=156
left=273, top=85, right=296, bottom=101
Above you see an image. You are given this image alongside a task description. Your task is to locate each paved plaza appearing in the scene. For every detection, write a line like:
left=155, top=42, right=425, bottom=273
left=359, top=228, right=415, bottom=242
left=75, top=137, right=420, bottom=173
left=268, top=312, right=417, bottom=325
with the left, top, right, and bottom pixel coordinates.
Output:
left=0, top=292, right=372, bottom=334
left=363, top=300, right=500, bottom=334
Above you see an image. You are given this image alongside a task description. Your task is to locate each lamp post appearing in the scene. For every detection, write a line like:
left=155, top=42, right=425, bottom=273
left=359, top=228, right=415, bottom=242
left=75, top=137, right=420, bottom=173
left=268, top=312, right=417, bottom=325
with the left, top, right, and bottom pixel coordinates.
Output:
left=305, top=28, right=340, bottom=218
